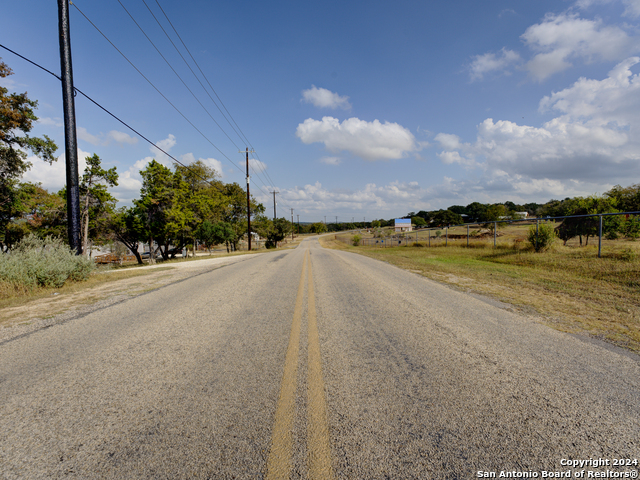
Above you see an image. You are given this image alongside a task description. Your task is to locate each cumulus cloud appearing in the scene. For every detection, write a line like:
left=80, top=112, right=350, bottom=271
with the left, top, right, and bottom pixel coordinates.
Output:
left=521, top=13, right=637, bottom=81
left=151, top=134, right=176, bottom=162
left=296, top=116, right=417, bottom=161
left=271, top=180, right=430, bottom=217
left=249, top=158, right=267, bottom=173
left=108, top=130, right=138, bottom=145
left=21, top=148, right=92, bottom=192
left=435, top=58, right=640, bottom=194
left=469, top=48, right=521, bottom=81
left=77, top=127, right=102, bottom=146
left=320, top=156, right=341, bottom=165
left=302, top=86, right=351, bottom=110
left=37, top=117, right=63, bottom=128
left=576, top=0, right=640, bottom=18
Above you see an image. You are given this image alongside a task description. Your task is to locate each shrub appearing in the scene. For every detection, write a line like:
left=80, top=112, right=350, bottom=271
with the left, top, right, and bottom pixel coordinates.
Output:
left=351, top=234, right=361, bottom=246
left=616, top=248, right=638, bottom=262
left=0, top=235, right=94, bottom=289
left=527, top=223, right=556, bottom=252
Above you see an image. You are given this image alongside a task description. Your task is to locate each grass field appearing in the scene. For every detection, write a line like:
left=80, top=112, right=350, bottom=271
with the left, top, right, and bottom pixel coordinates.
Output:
left=321, top=231, right=640, bottom=354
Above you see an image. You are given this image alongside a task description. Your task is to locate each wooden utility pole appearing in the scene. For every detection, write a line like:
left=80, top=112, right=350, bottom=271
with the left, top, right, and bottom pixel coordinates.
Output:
left=58, top=0, right=81, bottom=254
left=269, top=190, right=278, bottom=219
left=241, top=147, right=255, bottom=251
left=291, top=208, right=294, bottom=240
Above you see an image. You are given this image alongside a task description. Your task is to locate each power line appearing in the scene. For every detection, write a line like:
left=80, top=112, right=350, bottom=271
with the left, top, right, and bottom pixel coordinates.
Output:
left=116, top=0, right=242, bottom=151
left=153, top=0, right=253, bottom=148
left=0, top=43, right=221, bottom=190
left=72, top=3, right=282, bottom=205
left=152, top=0, right=281, bottom=191
left=70, top=2, right=247, bottom=177
left=146, top=0, right=247, bottom=147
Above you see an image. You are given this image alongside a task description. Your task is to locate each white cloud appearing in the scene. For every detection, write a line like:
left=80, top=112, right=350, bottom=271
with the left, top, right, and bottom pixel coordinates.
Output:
left=576, top=0, right=640, bottom=18
left=469, top=48, right=521, bottom=81
left=108, top=130, right=138, bottom=145
left=249, top=158, right=267, bottom=173
left=296, top=116, right=417, bottom=161
left=521, top=13, right=637, bottom=81
left=320, top=156, right=341, bottom=165
left=150, top=134, right=176, bottom=163
left=435, top=133, right=463, bottom=150
left=272, top=180, right=430, bottom=217
left=77, top=127, right=101, bottom=146
left=436, top=58, right=640, bottom=195
left=302, top=85, right=351, bottom=110
left=37, top=117, right=63, bottom=128
left=21, top=148, right=92, bottom=192
left=201, top=157, right=224, bottom=178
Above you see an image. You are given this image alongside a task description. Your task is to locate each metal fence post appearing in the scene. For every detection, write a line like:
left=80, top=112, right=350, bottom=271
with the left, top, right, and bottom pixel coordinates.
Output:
left=467, top=224, right=469, bottom=247
left=536, top=219, right=539, bottom=251
left=428, top=230, right=431, bottom=247
left=494, top=222, right=497, bottom=247
left=445, top=227, right=448, bottom=247
left=598, top=215, right=603, bottom=258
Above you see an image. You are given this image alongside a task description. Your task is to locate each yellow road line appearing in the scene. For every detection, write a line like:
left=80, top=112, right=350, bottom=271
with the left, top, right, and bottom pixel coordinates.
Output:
left=307, top=255, right=334, bottom=479
left=266, top=250, right=308, bottom=480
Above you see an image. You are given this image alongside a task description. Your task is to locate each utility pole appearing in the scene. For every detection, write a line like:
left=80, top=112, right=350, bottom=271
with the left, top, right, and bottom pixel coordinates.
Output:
left=58, top=0, right=81, bottom=255
left=335, top=216, right=338, bottom=225
left=291, top=208, right=294, bottom=240
left=240, top=147, right=255, bottom=250
left=269, top=190, right=278, bottom=219
left=297, top=214, right=299, bottom=235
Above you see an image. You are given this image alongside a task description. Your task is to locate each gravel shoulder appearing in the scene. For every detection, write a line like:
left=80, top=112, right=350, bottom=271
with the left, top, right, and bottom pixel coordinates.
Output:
left=0, top=254, right=256, bottom=344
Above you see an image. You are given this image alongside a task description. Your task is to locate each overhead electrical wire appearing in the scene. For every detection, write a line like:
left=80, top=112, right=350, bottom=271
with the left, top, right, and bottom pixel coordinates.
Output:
left=75, top=1, right=279, bottom=203
left=114, top=0, right=242, bottom=152
left=150, top=0, right=285, bottom=198
left=152, top=0, right=253, bottom=150
left=0, top=43, right=222, bottom=191
left=70, top=1, right=247, bottom=178
left=142, top=0, right=246, bottom=147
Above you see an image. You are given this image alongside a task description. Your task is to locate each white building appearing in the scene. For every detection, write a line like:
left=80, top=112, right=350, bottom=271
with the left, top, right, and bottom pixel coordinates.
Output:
left=394, top=219, right=413, bottom=232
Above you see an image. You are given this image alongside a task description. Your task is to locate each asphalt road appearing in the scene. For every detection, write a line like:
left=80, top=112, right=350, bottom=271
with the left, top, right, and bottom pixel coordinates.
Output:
left=1, top=237, right=638, bottom=479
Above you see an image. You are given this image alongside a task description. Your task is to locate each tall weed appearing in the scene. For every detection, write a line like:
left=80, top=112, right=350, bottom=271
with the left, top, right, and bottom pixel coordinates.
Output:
left=0, top=235, right=94, bottom=290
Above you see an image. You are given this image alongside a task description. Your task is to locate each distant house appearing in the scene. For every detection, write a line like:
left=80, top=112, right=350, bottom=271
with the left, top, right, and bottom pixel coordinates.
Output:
left=514, top=212, right=529, bottom=219
left=394, top=218, right=413, bottom=232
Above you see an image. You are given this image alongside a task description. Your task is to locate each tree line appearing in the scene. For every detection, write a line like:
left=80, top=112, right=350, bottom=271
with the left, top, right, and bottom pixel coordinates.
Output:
left=3, top=57, right=639, bottom=256
left=0, top=58, right=307, bottom=261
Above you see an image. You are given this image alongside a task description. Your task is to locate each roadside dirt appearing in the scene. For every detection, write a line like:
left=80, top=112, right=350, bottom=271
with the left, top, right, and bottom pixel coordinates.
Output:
left=0, top=255, right=251, bottom=343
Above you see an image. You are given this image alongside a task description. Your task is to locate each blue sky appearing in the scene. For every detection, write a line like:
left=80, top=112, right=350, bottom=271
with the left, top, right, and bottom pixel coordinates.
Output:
left=3, top=0, right=640, bottom=221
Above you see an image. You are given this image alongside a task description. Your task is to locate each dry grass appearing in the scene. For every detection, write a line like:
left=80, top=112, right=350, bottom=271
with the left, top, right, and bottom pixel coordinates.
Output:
left=0, top=267, right=168, bottom=310
left=320, top=235, right=640, bottom=353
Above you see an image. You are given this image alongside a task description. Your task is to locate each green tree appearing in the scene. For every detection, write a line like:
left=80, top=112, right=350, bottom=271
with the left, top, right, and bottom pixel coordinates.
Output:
left=483, top=204, right=508, bottom=232
left=107, top=207, right=146, bottom=264
left=195, top=220, right=235, bottom=253
left=465, top=202, right=487, bottom=222
left=605, top=184, right=640, bottom=212
left=135, top=160, right=174, bottom=264
left=310, top=222, right=327, bottom=234
left=411, top=216, right=427, bottom=227
left=1, top=59, right=58, bottom=249
left=431, top=209, right=463, bottom=227
left=79, top=154, right=118, bottom=257
left=220, top=182, right=264, bottom=251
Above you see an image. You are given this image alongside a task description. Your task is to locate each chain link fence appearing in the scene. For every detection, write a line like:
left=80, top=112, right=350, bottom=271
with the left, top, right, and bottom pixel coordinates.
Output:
left=336, top=211, right=640, bottom=258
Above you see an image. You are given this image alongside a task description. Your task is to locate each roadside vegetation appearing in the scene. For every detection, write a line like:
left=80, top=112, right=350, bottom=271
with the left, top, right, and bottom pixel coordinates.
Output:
left=321, top=232, right=640, bottom=354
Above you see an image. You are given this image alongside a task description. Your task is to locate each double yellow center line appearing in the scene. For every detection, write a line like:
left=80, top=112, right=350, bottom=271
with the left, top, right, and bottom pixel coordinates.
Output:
left=267, top=250, right=334, bottom=480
